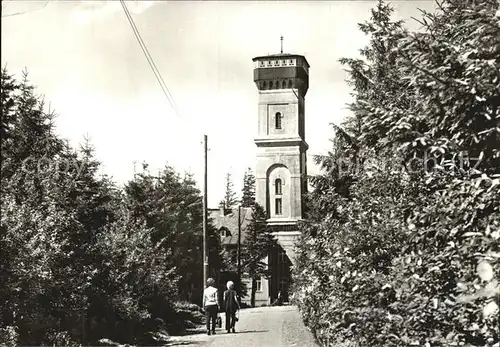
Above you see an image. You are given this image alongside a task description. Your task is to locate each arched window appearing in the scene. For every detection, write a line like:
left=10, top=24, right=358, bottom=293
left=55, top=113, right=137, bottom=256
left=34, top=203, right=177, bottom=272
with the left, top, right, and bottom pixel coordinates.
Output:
left=275, top=112, right=282, bottom=129
left=288, top=80, right=293, bottom=88
left=275, top=178, right=282, bottom=195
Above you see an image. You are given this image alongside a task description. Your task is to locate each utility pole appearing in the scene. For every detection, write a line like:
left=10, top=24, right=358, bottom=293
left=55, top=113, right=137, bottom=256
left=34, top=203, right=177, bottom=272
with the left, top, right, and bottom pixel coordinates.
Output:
left=203, top=135, right=209, bottom=290
left=237, top=205, right=242, bottom=276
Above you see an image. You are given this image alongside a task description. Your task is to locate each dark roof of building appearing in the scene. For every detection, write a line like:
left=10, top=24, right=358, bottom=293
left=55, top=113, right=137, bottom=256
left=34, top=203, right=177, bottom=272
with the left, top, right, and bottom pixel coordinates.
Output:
left=252, top=53, right=310, bottom=68
left=209, top=207, right=253, bottom=246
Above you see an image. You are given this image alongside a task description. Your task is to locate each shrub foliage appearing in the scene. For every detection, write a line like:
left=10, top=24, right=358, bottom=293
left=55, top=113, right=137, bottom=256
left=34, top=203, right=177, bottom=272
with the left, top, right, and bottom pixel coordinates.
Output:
left=292, top=1, right=500, bottom=346
left=0, top=69, right=221, bottom=345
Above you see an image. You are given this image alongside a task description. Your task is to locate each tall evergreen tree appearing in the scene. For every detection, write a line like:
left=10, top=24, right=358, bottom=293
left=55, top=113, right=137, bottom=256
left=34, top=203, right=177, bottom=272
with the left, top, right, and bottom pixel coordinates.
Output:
left=293, top=1, right=500, bottom=346
left=126, top=167, right=200, bottom=303
left=0, top=69, right=183, bottom=345
left=241, top=167, right=256, bottom=207
left=0, top=69, right=86, bottom=345
left=222, top=172, right=238, bottom=211
left=241, top=203, right=276, bottom=307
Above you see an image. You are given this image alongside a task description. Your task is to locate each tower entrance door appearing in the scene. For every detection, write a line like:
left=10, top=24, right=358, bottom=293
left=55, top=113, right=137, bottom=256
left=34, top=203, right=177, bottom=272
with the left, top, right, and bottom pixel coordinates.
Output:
left=269, top=243, right=292, bottom=303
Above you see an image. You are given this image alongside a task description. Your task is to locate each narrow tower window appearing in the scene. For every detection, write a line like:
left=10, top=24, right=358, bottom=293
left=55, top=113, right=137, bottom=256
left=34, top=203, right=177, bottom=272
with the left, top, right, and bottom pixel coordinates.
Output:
left=275, top=112, right=282, bottom=129
left=275, top=178, right=282, bottom=195
left=275, top=198, right=282, bottom=215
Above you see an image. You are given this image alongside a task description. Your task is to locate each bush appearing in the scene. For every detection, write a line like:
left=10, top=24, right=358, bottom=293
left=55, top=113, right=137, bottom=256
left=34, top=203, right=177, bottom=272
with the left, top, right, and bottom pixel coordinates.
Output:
left=0, top=326, right=19, bottom=347
left=0, top=68, right=213, bottom=345
left=162, top=301, right=206, bottom=335
left=292, top=1, right=500, bottom=346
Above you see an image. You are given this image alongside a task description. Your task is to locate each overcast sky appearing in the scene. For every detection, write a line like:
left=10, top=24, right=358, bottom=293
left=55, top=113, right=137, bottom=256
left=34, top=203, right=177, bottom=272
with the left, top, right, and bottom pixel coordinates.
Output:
left=2, top=0, right=435, bottom=207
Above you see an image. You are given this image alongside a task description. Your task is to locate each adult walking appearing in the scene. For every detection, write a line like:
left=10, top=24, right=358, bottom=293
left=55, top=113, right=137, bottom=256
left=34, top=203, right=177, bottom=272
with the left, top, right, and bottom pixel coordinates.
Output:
left=202, top=277, right=220, bottom=335
left=223, top=281, right=240, bottom=333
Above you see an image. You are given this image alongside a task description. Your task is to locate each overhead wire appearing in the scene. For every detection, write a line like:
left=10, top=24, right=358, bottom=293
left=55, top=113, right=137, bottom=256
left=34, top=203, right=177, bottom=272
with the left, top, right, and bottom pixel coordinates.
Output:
left=119, top=0, right=207, bottom=187
left=119, top=0, right=182, bottom=121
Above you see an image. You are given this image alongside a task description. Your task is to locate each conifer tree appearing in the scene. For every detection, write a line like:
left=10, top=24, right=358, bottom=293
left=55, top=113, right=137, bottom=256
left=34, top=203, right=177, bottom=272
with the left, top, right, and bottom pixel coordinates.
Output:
left=241, top=167, right=256, bottom=207
left=241, top=203, right=275, bottom=307
left=293, top=1, right=500, bottom=345
left=222, top=172, right=238, bottom=211
left=0, top=69, right=182, bottom=345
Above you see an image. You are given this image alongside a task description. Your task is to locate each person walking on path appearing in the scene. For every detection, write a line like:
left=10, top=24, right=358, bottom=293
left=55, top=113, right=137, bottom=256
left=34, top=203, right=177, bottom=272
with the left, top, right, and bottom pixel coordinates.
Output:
left=223, top=280, right=240, bottom=333
left=202, top=278, right=220, bottom=335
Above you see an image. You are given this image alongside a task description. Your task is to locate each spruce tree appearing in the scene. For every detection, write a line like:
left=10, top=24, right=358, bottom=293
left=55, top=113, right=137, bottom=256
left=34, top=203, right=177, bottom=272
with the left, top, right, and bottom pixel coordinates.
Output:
left=241, top=203, right=275, bottom=307
left=241, top=167, right=256, bottom=207
left=222, top=172, right=238, bottom=211
left=0, top=69, right=181, bottom=345
left=293, top=1, right=500, bottom=345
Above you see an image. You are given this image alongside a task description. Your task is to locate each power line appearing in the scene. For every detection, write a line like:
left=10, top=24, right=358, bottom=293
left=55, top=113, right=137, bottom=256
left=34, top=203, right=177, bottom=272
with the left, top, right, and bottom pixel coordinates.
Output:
left=119, top=0, right=181, bottom=120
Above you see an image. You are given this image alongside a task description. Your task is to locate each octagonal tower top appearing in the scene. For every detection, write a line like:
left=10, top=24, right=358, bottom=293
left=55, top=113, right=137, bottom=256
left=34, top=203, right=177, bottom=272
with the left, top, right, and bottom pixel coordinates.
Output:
left=252, top=53, right=310, bottom=96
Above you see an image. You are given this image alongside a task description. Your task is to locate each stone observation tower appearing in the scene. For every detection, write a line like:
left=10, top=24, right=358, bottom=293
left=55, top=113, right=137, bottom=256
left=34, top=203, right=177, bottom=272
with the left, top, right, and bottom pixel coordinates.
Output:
left=252, top=42, right=309, bottom=299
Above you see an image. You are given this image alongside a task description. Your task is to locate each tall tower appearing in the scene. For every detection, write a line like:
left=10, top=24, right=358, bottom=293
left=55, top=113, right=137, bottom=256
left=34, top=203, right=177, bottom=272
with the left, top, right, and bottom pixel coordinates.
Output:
left=252, top=51, right=309, bottom=266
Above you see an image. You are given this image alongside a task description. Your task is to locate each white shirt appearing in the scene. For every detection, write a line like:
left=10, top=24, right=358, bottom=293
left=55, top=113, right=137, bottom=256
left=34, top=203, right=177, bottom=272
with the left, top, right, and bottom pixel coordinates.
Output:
left=203, top=286, right=219, bottom=307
